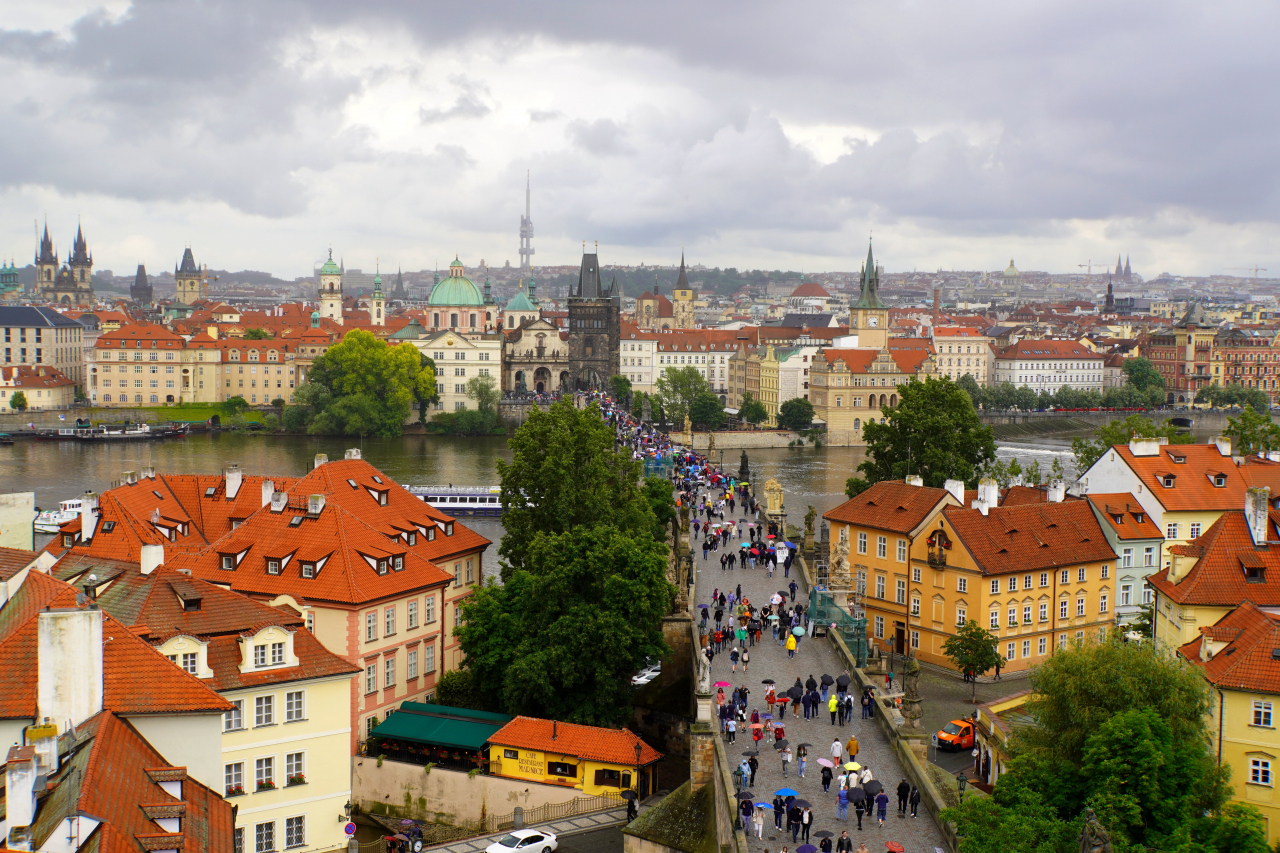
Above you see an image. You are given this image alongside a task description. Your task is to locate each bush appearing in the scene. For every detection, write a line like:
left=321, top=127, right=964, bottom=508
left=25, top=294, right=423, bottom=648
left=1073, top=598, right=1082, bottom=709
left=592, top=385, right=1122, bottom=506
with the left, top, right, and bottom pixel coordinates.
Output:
left=263, top=414, right=280, bottom=430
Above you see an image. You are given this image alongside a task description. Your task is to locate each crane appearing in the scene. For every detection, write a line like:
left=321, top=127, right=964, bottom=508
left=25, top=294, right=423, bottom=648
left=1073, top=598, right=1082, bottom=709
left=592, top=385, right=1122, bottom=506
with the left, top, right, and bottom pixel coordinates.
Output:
left=1077, top=261, right=1106, bottom=278
left=1225, top=266, right=1268, bottom=279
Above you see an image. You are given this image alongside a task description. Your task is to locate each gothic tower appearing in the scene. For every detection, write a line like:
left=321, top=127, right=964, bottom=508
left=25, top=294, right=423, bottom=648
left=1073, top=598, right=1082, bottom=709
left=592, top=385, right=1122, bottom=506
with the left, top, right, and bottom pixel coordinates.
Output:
left=174, top=247, right=208, bottom=304
left=69, top=224, right=93, bottom=292
left=34, top=223, right=57, bottom=289
left=567, top=247, right=620, bottom=391
left=371, top=263, right=385, bottom=326
left=319, top=249, right=343, bottom=322
left=851, top=241, right=888, bottom=348
left=1115, top=254, right=1124, bottom=277
left=671, top=253, right=696, bottom=329
left=131, top=264, right=153, bottom=306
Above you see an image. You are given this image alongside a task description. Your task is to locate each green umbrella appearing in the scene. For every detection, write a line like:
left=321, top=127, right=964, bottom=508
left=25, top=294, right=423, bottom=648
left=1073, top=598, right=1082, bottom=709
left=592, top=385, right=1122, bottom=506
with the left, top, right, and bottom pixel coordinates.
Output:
left=767, top=614, right=780, bottom=621
left=792, top=626, right=805, bottom=636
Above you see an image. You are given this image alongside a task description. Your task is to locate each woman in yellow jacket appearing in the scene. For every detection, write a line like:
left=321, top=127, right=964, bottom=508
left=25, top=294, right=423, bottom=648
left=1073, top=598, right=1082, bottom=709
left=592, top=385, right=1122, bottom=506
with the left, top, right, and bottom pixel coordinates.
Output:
left=828, top=693, right=840, bottom=725
left=786, top=632, right=797, bottom=658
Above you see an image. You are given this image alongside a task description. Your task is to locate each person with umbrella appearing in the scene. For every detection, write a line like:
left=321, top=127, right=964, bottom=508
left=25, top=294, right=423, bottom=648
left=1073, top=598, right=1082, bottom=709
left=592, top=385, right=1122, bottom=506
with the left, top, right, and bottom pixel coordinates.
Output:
left=796, top=743, right=808, bottom=777
left=820, top=673, right=834, bottom=702
left=836, top=672, right=851, bottom=699
left=819, top=834, right=834, bottom=853
left=773, top=794, right=786, bottom=830
left=739, top=795, right=753, bottom=828
left=788, top=802, right=802, bottom=842
left=849, top=783, right=866, bottom=830
left=752, top=803, right=765, bottom=838
left=821, top=761, right=834, bottom=792
left=800, top=804, right=813, bottom=842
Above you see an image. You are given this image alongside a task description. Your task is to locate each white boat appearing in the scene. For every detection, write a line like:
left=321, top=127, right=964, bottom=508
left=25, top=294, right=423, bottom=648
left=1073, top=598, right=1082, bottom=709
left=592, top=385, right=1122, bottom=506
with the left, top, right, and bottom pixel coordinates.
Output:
left=405, top=486, right=502, bottom=517
left=35, top=498, right=83, bottom=533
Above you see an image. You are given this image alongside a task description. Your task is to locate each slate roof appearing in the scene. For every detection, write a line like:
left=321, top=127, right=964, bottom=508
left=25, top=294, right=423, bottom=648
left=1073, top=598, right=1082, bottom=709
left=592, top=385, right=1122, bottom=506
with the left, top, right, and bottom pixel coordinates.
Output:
left=1179, top=601, right=1280, bottom=694
left=942, top=500, right=1117, bottom=575
left=823, top=480, right=954, bottom=533
left=1148, top=511, right=1280, bottom=607
left=488, top=716, right=662, bottom=765
left=0, top=306, right=82, bottom=327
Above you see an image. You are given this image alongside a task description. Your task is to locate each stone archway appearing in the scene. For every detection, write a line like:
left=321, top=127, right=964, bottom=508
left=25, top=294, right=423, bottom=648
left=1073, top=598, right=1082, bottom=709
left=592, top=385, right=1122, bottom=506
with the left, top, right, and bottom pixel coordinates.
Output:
left=560, top=371, right=571, bottom=392
left=534, top=367, right=551, bottom=394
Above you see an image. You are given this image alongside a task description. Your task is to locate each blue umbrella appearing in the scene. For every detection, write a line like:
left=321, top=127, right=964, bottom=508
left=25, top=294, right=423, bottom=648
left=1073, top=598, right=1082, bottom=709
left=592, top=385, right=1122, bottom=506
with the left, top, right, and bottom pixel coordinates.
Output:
left=774, top=787, right=799, bottom=797
left=783, top=541, right=797, bottom=548
left=755, top=802, right=772, bottom=809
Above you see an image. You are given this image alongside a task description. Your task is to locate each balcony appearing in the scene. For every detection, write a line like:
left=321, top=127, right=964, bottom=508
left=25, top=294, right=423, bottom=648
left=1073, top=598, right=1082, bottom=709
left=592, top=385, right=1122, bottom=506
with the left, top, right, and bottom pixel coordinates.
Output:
left=927, top=549, right=948, bottom=568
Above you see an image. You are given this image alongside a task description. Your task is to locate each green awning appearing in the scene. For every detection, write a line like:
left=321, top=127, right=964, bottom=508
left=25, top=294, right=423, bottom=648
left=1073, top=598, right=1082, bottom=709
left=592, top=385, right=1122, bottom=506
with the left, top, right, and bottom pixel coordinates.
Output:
left=370, top=702, right=514, bottom=752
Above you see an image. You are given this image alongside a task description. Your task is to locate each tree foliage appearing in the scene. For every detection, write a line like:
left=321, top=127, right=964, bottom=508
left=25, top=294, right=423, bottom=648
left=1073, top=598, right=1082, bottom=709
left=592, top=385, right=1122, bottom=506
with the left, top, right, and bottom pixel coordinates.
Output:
left=465, top=373, right=500, bottom=415
left=496, top=399, right=657, bottom=579
left=856, top=377, right=996, bottom=490
left=8, top=391, right=28, bottom=412
left=688, top=391, right=726, bottom=431
left=1196, top=383, right=1270, bottom=413
left=609, top=374, right=632, bottom=405
left=1072, top=414, right=1193, bottom=474
left=942, top=619, right=1003, bottom=702
left=241, top=327, right=272, bottom=340
left=738, top=392, right=768, bottom=426
left=434, top=669, right=488, bottom=711
left=1223, top=406, right=1280, bottom=454
left=1121, top=356, right=1164, bottom=393
left=456, top=525, right=675, bottom=726
left=654, top=366, right=712, bottom=425
left=777, top=397, right=815, bottom=431
left=283, top=330, right=435, bottom=436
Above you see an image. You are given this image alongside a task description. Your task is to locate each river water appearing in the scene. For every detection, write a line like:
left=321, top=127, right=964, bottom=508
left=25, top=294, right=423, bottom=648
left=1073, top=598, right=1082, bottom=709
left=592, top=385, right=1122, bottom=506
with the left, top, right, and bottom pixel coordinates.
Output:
left=2, top=432, right=1080, bottom=564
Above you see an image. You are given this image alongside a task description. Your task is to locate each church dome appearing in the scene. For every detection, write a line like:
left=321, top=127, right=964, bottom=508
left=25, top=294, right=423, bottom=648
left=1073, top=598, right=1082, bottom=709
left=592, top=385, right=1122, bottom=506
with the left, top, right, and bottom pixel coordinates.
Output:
left=320, top=250, right=341, bottom=276
left=428, top=257, right=484, bottom=307
left=1004, top=259, right=1020, bottom=276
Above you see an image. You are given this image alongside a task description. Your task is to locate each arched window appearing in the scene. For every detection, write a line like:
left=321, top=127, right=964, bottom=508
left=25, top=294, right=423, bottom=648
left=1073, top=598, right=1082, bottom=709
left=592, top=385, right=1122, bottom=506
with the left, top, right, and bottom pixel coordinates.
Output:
left=451, top=313, right=459, bottom=328
left=433, top=313, right=440, bottom=327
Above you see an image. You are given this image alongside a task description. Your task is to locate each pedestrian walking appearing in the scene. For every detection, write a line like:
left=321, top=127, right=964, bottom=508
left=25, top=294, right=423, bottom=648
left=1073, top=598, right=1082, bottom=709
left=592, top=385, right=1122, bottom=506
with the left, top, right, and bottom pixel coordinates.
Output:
left=830, top=737, right=843, bottom=763
left=748, top=755, right=758, bottom=786
left=788, top=804, right=802, bottom=842
left=821, top=764, right=833, bottom=792
left=752, top=805, right=765, bottom=838
left=909, top=785, right=921, bottom=817
left=850, top=786, right=865, bottom=830
left=874, top=791, right=889, bottom=827
left=780, top=746, right=792, bottom=777
left=773, top=795, right=785, bottom=830
left=836, top=831, right=853, bottom=852
left=726, top=718, right=736, bottom=743
left=741, top=648, right=750, bottom=673
left=789, top=580, right=797, bottom=601
left=896, top=778, right=910, bottom=815
left=729, top=647, right=739, bottom=672
left=835, top=786, right=848, bottom=821
left=786, top=633, right=797, bottom=658
left=846, top=734, right=859, bottom=762
left=797, top=744, right=807, bottom=778
left=800, top=806, right=812, bottom=842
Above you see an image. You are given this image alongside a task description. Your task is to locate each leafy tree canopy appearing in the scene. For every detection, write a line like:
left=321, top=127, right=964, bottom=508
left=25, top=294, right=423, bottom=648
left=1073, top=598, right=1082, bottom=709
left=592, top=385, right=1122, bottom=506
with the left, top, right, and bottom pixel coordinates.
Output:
left=1072, top=414, right=1192, bottom=474
left=856, top=377, right=996, bottom=490
left=456, top=525, right=675, bottom=726
left=688, top=391, right=726, bottom=431
left=655, top=366, right=712, bottom=425
left=1121, top=356, right=1164, bottom=392
left=465, top=373, right=500, bottom=415
left=241, top=327, right=272, bottom=340
left=609, top=374, right=632, bottom=405
left=1196, top=383, right=1270, bottom=413
left=942, top=619, right=1004, bottom=702
left=1223, top=406, right=1280, bottom=454
left=738, top=392, right=768, bottom=426
left=777, top=397, right=815, bottom=432
left=496, top=399, right=656, bottom=579
left=8, top=391, right=28, bottom=412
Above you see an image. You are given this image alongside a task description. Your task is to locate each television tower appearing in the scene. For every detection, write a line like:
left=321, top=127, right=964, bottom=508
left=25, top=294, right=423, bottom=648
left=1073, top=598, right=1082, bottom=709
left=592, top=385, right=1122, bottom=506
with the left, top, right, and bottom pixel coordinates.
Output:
left=519, top=171, right=535, bottom=272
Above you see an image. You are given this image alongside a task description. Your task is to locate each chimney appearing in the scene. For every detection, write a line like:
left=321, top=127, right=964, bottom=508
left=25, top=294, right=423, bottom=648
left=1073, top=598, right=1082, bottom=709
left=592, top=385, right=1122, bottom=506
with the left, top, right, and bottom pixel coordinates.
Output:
left=1246, top=486, right=1270, bottom=546
left=140, top=544, right=164, bottom=575
left=977, top=477, right=999, bottom=516
left=224, top=465, right=243, bottom=499
left=905, top=475, right=923, bottom=488
left=270, top=491, right=288, bottom=513
left=122, top=470, right=137, bottom=485
left=141, top=465, right=155, bottom=479
left=552, top=720, right=557, bottom=740
left=5, top=746, right=37, bottom=839
left=1046, top=480, right=1066, bottom=503
left=1214, top=435, right=1233, bottom=457
left=80, top=493, right=100, bottom=542
left=345, top=448, right=361, bottom=460
left=38, top=608, right=104, bottom=734
left=944, top=479, right=965, bottom=505
left=308, top=494, right=325, bottom=516
left=1128, top=437, right=1167, bottom=457
left=1267, top=451, right=1280, bottom=463
left=1009, top=474, right=1023, bottom=487
left=260, top=479, right=274, bottom=508
left=314, top=453, right=328, bottom=469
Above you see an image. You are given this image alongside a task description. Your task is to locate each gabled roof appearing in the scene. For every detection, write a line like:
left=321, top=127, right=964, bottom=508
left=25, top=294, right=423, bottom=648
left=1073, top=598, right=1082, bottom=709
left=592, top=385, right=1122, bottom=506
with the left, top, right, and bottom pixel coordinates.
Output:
left=1180, top=601, right=1280, bottom=694
left=823, top=480, right=954, bottom=534
left=1149, top=511, right=1280, bottom=606
left=1097, top=443, right=1280, bottom=513
left=1086, top=493, right=1164, bottom=540
left=0, top=547, right=39, bottom=581
left=943, top=500, right=1117, bottom=575
left=488, top=716, right=662, bottom=765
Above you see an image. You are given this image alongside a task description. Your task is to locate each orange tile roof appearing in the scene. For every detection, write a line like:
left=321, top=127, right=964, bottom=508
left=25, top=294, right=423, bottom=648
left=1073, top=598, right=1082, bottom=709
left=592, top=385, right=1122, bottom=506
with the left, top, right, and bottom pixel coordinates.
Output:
left=1086, top=493, right=1164, bottom=540
left=488, top=716, right=662, bottom=765
left=823, top=480, right=953, bottom=533
left=1148, top=511, right=1280, bottom=607
left=1104, top=443, right=1280, bottom=512
left=1000, top=485, right=1082, bottom=506
left=790, top=281, right=832, bottom=298
left=943, top=500, right=1117, bottom=575
left=994, top=339, right=1102, bottom=360
left=1179, top=601, right=1280, bottom=694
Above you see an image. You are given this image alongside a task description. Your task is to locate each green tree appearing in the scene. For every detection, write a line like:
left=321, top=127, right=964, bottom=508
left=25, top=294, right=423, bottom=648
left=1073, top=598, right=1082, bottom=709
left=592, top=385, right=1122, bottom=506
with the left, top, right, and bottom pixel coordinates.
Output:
left=942, top=619, right=1003, bottom=702
left=857, top=377, right=997, bottom=490
left=1025, top=459, right=1043, bottom=485
left=222, top=395, right=250, bottom=416
left=986, top=382, right=1018, bottom=410
left=496, top=399, right=656, bottom=579
left=738, top=392, right=768, bottom=427
left=654, top=366, right=712, bottom=425
left=456, top=525, right=675, bottom=725
left=1050, top=457, right=1065, bottom=480
left=1013, top=385, right=1038, bottom=411
left=1121, top=356, right=1164, bottom=393
left=1129, top=602, right=1155, bottom=639
left=270, top=397, right=286, bottom=409
left=241, top=327, right=272, bottom=340
left=957, top=373, right=984, bottom=409
left=609, top=374, right=632, bottom=404
left=688, top=391, right=725, bottom=431
left=1071, top=414, right=1193, bottom=474
left=465, top=373, right=500, bottom=416
left=434, top=669, right=489, bottom=711
left=643, top=475, right=678, bottom=541
left=295, top=330, right=435, bottom=436
left=1224, top=406, right=1280, bottom=454
left=417, top=353, right=439, bottom=423
left=943, top=789, right=1074, bottom=853
left=777, top=397, right=816, bottom=432
left=8, top=391, right=27, bottom=412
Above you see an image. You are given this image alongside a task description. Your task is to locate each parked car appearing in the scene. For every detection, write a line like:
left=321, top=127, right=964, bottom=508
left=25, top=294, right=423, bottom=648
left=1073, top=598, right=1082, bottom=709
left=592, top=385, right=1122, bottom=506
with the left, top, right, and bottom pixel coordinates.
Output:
left=631, top=662, right=661, bottom=686
left=936, top=718, right=975, bottom=751
left=486, top=829, right=558, bottom=853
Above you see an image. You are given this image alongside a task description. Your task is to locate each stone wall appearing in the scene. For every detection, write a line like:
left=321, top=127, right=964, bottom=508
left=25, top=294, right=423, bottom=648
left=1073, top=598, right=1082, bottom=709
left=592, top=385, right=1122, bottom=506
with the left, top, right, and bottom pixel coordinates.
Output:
left=690, top=430, right=802, bottom=450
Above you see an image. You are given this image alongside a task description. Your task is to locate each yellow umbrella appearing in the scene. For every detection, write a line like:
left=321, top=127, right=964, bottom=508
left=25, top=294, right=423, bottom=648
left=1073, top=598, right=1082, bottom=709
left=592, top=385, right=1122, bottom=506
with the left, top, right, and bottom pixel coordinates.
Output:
left=843, top=762, right=860, bottom=771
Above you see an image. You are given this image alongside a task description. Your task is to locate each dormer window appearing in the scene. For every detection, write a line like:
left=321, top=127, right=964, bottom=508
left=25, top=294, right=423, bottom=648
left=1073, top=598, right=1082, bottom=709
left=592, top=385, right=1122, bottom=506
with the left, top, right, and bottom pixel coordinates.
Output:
left=377, top=559, right=388, bottom=575
left=1213, top=474, right=1227, bottom=487
left=62, top=534, right=75, bottom=548
left=1170, top=454, right=1186, bottom=464
left=1134, top=513, right=1144, bottom=523
left=301, top=562, right=315, bottom=578
left=1161, top=475, right=1176, bottom=488
left=220, top=555, right=234, bottom=570
left=182, top=597, right=201, bottom=612
left=1247, top=565, right=1266, bottom=583
left=408, top=531, right=417, bottom=546
left=394, top=555, right=404, bottom=571
left=267, top=559, right=281, bottom=575
left=379, top=491, right=388, bottom=506
left=427, top=527, right=436, bottom=541
left=445, top=522, right=454, bottom=536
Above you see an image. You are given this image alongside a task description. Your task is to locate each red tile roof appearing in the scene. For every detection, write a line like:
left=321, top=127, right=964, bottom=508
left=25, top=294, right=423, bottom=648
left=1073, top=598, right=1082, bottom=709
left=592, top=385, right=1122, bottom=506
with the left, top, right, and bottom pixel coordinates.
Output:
left=823, top=480, right=955, bottom=533
left=488, top=716, right=662, bottom=765
left=0, top=365, right=75, bottom=388
left=790, top=281, right=832, bottom=299
left=1179, top=601, right=1280, bottom=694
left=1148, top=511, right=1280, bottom=606
left=994, top=339, right=1102, bottom=360
left=1100, top=443, right=1280, bottom=512
left=943, top=500, right=1117, bottom=575
left=1086, top=493, right=1164, bottom=540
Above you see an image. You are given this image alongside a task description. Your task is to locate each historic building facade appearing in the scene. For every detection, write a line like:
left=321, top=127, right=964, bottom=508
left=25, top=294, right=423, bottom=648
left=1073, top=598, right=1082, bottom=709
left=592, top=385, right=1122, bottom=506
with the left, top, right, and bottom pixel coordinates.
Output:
left=567, top=250, right=620, bottom=391
left=504, top=318, right=569, bottom=394
left=175, top=247, right=209, bottom=305
left=37, top=223, right=95, bottom=307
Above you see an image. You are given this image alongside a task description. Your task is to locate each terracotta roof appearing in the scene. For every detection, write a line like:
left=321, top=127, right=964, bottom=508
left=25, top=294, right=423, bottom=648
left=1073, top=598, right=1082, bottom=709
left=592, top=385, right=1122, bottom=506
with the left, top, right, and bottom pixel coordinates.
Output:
left=21, top=710, right=234, bottom=853
left=790, top=281, right=832, bottom=299
left=1086, top=493, right=1164, bottom=540
left=1180, top=602, right=1280, bottom=694
left=0, top=571, right=231, bottom=719
left=823, top=480, right=954, bottom=533
left=0, top=547, right=38, bottom=580
left=1100, top=443, right=1280, bottom=513
left=943, top=500, right=1117, bottom=575
left=1000, top=485, right=1081, bottom=506
left=0, top=365, right=76, bottom=388
left=819, top=343, right=935, bottom=375
left=488, top=716, right=662, bottom=765
left=1148, top=511, right=1280, bottom=607
left=994, top=339, right=1102, bottom=360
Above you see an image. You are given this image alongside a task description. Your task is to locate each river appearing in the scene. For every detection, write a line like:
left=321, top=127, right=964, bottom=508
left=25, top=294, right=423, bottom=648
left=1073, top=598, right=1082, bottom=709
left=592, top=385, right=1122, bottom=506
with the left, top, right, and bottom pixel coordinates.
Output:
left=2, top=432, right=1081, bottom=566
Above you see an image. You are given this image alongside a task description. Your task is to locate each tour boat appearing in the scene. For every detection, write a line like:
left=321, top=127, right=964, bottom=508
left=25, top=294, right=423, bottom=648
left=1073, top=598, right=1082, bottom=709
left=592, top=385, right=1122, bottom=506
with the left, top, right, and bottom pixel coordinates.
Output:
left=406, top=485, right=502, bottom=517
left=35, top=498, right=83, bottom=533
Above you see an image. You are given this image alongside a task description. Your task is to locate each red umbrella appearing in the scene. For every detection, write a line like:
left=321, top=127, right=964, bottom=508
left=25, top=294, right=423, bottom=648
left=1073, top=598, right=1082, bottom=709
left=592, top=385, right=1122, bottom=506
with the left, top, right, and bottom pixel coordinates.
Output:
left=886, top=844, right=905, bottom=853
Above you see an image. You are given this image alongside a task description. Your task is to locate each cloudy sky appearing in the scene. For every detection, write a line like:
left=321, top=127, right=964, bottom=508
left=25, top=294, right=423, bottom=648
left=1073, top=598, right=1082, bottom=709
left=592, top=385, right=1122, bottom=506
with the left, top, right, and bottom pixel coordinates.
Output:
left=1, top=1, right=1277, bottom=280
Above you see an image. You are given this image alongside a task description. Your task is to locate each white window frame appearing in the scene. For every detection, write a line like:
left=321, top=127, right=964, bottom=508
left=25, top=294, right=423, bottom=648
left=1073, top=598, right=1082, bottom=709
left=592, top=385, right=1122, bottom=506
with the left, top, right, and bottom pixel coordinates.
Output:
left=255, top=695, right=274, bottom=726
left=224, top=700, right=244, bottom=732
left=1254, top=700, right=1274, bottom=728
left=285, top=690, right=304, bottom=722
left=255, top=821, right=275, bottom=853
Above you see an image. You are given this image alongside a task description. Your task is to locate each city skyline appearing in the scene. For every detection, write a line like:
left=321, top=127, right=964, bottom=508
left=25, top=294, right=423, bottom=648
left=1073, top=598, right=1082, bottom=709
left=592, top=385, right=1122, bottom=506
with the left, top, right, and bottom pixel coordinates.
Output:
left=2, top=2, right=1278, bottom=279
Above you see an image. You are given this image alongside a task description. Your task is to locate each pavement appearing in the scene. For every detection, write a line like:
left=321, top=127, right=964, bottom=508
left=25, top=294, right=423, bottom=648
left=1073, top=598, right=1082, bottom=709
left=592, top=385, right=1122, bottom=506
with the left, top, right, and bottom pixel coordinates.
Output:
left=423, top=806, right=639, bottom=853
left=697, top=522, right=948, bottom=853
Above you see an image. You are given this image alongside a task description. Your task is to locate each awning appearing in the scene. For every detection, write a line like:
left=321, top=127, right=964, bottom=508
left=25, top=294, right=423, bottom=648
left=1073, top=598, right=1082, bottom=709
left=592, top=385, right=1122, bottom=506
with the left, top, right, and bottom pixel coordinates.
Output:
left=370, top=702, right=514, bottom=751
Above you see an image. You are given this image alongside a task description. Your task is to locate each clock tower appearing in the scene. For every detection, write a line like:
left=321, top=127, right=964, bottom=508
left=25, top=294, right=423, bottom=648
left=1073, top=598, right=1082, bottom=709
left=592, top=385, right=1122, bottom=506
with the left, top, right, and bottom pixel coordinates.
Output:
left=851, top=241, right=888, bottom=348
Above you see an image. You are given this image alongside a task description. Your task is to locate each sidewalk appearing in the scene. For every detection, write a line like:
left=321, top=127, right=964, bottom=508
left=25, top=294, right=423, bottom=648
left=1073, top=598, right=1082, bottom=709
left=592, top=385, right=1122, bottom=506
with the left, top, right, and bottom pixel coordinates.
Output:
left=423, top=802, right=649, bottom=852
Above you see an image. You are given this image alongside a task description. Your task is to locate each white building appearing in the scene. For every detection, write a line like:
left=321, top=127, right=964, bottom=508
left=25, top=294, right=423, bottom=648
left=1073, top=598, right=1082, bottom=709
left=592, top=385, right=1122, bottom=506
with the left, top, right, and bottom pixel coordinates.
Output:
left=992, top=339, right=1104, bottom=393
left=930, top=326, right=994, bottom=386
left=416, top=330, right=504, bottom=412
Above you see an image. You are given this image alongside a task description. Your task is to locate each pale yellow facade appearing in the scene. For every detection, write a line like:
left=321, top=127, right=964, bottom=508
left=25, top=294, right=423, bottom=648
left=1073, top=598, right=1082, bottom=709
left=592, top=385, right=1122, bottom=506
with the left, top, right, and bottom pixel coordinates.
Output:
left=758, top=346, right=779, bottom=427
left=1204, top=687, right=1280, bottom=843
left=91, top=343, right=223, bottom=406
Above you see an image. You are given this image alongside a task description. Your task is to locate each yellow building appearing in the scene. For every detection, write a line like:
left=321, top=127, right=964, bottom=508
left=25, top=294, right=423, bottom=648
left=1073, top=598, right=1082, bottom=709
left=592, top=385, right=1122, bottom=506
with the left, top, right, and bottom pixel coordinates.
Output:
left=758, top=345, right=780, bottom=426
left=972, top=690, right=1034, bottom=788
left=1181, top=602, right=1280, bottom=843
left=809, top=341, right=937, bottom=446
left=824, top=478, right=1119, bottom=672
left=90, top=323, right=223, bottom=406
left=487, top=717, right=662, bottom=798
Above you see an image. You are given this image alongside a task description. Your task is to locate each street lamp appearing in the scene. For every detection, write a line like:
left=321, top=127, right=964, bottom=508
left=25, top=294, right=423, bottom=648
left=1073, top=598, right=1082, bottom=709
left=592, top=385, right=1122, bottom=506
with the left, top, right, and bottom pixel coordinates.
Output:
left=731, top=767, right=745, bottom=829
left=956, top=772, right=968, bottom=802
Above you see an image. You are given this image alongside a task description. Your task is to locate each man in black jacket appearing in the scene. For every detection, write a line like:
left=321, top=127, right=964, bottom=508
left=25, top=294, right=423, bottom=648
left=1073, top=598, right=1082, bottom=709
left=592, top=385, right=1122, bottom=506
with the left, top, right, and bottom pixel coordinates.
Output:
left=896, top=778, right=911, bottom=815
left=836, top=830, right=854, bottom=852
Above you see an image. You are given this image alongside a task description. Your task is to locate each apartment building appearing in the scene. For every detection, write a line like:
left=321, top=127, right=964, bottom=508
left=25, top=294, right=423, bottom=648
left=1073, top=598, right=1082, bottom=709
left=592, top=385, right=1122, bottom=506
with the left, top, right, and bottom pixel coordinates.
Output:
left=416, top=329, right=504, bottom=412
left=991, top=339, right=1104, bottom=393
left=90, top=323, right=222, bottom=406
left=808, top=341, right=936, bottom=446
left=1085, top=494, right=1164, bottom=626
left=930, top=326, right=993, bottom=385
left=0, top=305, right=87, bottom=387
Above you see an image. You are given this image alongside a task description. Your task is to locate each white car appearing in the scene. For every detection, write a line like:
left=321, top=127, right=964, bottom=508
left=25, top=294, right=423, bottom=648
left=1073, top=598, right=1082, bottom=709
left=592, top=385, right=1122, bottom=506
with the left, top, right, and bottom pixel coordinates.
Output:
left=631, top=663, right=661, bottom=686
left=485, top=829, right=558, bottom=853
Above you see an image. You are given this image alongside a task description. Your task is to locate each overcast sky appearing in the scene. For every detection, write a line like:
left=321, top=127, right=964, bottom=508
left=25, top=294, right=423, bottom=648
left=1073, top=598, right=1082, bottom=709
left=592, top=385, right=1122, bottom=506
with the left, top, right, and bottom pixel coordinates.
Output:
left=2, top=1, right=1278, bottom=280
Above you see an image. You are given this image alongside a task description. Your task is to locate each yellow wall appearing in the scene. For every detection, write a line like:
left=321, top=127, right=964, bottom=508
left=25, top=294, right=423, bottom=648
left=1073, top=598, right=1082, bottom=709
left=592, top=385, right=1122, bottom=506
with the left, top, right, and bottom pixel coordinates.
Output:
left=220, top=673, right=353, bottom=853
left=1209, top=688, right=1280, bottom=844
left=488, top=746, right=653, bottom=797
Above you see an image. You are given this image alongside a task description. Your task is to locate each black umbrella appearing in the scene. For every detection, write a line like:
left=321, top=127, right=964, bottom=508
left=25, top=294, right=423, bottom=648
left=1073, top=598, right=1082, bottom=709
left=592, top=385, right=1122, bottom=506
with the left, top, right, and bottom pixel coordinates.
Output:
left=778, top=590, right=789, bottom=597
left=761, top=679, right=776, bottom=685
left=788, top=685, right=804, bottom=700
left=620, top=790, right=639, bottom=801
left=793, top=799, right=812, bottom=809
left=735, top=791, right=755, bottom=800
left=797, top=743, right=813, bottom=749
left=774, top=739, right=789, bottom=749
left=742, top=750, right=759, bottom=757
left=820, top=674, right=835, bottom=686
left=813, top=831, right=835, bottom=839
left=836, top=674, right=851, bottom=688
left=848, top=787, right=865, bottom=802
left=864, top=779, right=883, bottom=796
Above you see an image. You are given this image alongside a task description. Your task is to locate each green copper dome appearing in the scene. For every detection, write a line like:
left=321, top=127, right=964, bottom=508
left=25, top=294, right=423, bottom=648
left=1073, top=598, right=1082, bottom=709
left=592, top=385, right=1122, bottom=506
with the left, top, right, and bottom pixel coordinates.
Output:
left=320, top=249, right=341, bottom=276
left=429, top=257, right=484, bottom=307
left=505, top=286, right=537, bottom=313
